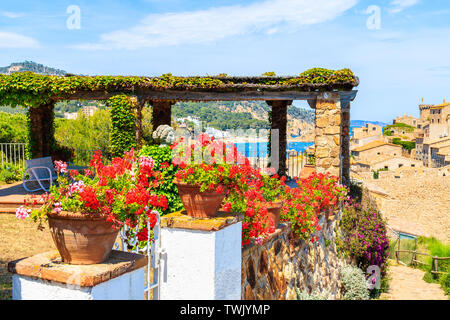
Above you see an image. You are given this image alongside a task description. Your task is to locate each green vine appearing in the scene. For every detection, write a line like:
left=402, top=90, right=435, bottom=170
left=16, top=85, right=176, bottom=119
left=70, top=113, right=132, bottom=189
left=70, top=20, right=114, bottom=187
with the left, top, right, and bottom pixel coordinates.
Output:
left=0, top=68, right=357, bottom=108
left=108, top=95, right=137, bottom=157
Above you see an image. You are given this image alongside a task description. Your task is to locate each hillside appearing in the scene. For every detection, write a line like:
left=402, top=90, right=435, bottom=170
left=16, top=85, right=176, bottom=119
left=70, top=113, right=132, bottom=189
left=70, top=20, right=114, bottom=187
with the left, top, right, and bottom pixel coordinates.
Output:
left=0, top=61, right=66, bottom=75
left=173, top=101, right=315, bottom=140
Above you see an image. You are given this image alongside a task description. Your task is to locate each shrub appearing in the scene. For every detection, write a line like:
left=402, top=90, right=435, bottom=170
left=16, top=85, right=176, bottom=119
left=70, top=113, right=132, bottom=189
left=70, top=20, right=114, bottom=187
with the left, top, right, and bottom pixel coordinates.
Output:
left=349, top=181, right=362, bottom=203
left=340, top=265, right=370, bottom=300
left=417, top=237, right=450, bottom=295
left=139, top=144, right=183, bottom=215
left=392, top=138, right=416, bottom=152
left=440, top=272, right=450, bottom=296
left=337, top=201, right=390, bottom=276
left=0, top=164, right=23, bottom=184
left=107, top=94, right=136, bottom=157
left=295, top=288, right=330, bottom=300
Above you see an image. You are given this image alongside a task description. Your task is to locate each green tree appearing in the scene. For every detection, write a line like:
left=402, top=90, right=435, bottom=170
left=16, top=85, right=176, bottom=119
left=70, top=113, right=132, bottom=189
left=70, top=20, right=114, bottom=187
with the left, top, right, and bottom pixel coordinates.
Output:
left=54, top=109, right=111, bottom=162
left=0, top=111, right=28, bottom=143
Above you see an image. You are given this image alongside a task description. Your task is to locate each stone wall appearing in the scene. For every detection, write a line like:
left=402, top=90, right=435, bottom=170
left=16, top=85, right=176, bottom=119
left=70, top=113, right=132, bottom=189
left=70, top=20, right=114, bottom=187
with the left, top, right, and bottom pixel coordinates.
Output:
left=241, top=213, right=349, bottom=300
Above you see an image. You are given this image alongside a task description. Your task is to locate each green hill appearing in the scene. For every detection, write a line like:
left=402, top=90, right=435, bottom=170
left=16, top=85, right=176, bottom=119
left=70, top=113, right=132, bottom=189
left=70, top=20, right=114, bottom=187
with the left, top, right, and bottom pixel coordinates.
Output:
left=0, top=61, right=66, bottom=76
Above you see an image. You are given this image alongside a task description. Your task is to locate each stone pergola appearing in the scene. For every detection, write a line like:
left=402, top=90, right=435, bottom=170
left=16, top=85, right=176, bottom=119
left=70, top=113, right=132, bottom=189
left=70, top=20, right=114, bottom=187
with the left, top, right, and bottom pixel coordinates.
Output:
left=2, top=72, right=358, bottom=185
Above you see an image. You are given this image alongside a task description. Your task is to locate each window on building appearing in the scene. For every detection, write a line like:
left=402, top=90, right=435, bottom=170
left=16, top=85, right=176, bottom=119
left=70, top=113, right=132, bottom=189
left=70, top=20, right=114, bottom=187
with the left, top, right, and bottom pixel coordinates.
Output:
left=411, top=164, right=415, bottom=167
left=399, top=164, right=404, bottom=168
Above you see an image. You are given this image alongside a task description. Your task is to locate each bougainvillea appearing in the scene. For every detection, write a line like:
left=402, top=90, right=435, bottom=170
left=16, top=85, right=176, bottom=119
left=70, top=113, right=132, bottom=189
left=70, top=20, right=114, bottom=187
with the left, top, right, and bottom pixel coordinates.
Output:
left=336, top=199, right=390, bottom=276
left=17, top=149, right=168, bottom=238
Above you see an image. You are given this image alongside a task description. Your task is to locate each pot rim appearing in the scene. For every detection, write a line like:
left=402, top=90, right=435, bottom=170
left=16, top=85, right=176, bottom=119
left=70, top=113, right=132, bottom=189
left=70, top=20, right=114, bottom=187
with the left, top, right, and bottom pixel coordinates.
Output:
left=174, top=180, right=228, bottom=191
left=47, top=211, right=109, bottom=221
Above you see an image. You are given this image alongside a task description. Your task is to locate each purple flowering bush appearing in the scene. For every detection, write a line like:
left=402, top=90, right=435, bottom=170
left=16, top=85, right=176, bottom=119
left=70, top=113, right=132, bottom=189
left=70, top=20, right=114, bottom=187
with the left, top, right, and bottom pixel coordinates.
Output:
left=337, top=199, right=390, bottom=277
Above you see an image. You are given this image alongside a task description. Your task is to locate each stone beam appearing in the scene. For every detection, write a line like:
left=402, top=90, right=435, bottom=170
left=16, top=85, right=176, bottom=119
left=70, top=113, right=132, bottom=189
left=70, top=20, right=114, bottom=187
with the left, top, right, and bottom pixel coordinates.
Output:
left=266, top=100, right=292, bottom=177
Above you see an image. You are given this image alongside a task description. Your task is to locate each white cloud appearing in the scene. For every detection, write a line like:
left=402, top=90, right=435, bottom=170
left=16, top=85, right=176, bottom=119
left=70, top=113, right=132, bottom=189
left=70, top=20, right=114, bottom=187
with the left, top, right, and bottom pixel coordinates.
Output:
left=389, top=0, right=419, bottom=14
left=74, top=0, right=357, bottom=50
left=0, top=31, right=39, bottom=48
left=1, top=11, right=25, bottom=18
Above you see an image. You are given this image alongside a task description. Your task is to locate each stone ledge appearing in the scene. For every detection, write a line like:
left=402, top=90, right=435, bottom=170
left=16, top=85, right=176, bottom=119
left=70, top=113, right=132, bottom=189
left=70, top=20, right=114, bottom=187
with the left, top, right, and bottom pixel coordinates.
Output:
left=8, top=250, right=147, bottom=287
left=161, top=210, right=243, bottom=231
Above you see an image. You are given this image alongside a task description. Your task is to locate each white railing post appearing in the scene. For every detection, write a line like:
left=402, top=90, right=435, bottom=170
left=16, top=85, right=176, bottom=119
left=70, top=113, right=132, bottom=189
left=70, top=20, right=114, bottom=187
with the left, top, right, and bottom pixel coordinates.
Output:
left=113, top=210, right=162, bottom=300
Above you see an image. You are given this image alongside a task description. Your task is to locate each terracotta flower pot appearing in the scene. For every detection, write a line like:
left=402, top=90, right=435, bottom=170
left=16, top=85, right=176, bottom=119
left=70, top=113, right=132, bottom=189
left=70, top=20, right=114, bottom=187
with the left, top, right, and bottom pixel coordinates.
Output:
left=174, top=181, right=227, bottom=218
left=47, top=211, right=119, bottom=265
left=299, top=164, right=316, bottom=179
left=267, top=201, right=283, bottom=228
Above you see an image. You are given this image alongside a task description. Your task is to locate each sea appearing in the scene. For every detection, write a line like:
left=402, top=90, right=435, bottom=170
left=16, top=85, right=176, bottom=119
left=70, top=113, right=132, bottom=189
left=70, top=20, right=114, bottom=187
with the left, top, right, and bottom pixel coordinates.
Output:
left=234, top=141, right=314, bottom=158
left=233, top=125, right=362, bottom=158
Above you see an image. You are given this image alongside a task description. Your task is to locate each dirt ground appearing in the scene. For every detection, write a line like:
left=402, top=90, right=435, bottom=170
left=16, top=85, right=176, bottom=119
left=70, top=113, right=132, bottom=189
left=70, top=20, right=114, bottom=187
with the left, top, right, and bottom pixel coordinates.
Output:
left=380, top=263, right=447, bottom=300
left=0, top=213, right=54, bottom=300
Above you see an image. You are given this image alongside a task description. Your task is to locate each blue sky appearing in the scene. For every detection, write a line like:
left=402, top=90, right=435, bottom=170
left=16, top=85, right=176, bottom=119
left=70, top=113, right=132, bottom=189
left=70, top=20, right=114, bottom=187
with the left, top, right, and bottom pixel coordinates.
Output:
left=1, top=0, right=450, bottom=122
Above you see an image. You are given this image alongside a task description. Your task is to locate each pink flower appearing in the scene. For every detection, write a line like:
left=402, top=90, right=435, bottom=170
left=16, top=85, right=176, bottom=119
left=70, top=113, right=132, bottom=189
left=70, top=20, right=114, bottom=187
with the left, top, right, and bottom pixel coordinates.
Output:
left=54, top=160, right=67, bottom=174
left=68, top=181, right=86, bottom=196
left=138, top=156, right=154, bottom=170
left=15, top=206, right=31, bottom=220
left=54, top=202, right=62, bottom=213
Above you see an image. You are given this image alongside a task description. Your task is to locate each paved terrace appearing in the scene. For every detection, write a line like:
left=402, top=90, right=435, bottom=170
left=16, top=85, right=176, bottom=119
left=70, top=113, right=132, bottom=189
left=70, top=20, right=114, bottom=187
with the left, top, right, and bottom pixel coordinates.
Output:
left=0, top=182, right=44, bottom=213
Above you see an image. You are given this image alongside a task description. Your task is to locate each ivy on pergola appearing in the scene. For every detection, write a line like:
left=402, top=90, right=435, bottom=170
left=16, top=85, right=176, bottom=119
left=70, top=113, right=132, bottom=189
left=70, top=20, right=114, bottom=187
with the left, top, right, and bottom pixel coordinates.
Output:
left=0, top=68, right=359, bottom=175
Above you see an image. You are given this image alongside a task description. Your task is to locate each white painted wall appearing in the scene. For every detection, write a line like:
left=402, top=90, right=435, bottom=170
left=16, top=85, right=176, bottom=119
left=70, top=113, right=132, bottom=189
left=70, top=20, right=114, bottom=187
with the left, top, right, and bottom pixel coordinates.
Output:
left=12, top=268, right=145, bottom=300
left=160, top=222, right=242, bottom=300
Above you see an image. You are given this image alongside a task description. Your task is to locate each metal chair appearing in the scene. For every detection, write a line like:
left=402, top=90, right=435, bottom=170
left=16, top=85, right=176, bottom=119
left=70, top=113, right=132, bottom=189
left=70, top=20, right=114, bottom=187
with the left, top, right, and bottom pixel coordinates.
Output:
left=22, top=156, right=57, bottom=192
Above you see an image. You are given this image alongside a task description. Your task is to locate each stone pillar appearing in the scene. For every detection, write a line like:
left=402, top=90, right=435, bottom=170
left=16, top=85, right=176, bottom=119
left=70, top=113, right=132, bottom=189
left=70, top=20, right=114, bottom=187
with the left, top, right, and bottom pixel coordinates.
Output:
left=8, top=250, right=147, bottom=300
left=314, top=93, right=342, bottom=177
left=159, top=211, right=242, bottom=300
left=150, top=100, right=174, bottom=132
left=340, top=102, right=351, bottom=186
left=28, top=102, right=56, bottom=158
left=266, top=100, right=292, bottom=177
